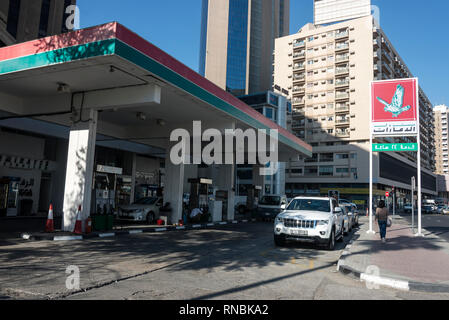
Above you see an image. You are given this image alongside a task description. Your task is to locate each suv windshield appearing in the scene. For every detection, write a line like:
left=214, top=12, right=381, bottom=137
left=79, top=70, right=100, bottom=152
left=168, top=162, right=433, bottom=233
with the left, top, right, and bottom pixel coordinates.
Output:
left=259, top=196, right=281, bottom=205
left=287, top=199, right=331, bottom=213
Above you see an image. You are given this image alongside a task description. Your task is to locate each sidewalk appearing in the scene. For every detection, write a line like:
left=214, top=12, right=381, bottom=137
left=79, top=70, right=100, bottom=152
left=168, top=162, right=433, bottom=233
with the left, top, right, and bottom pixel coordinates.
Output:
left=338, top=215, right=449, bottom=293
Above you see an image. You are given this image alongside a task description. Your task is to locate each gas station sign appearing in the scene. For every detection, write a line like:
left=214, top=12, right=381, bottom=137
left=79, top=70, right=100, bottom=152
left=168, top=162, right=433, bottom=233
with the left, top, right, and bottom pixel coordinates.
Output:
left=371, top=79, right=418, bottom=137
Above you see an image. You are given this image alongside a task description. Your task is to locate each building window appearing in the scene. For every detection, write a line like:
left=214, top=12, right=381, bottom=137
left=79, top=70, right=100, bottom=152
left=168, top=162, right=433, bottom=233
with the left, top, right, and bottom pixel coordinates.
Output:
left=6, top=0, right=21, bottom=39
left=305, top=167, right=318, bottom=175
left=291, top=168, right=303, bottom=175
left=336, top=153, right=349, bottom=159
left=319, top=166, right=334, bottom=176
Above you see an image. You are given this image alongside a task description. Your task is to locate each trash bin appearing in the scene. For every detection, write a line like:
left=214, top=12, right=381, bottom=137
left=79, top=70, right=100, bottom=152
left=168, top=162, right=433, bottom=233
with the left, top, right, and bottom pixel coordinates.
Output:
left=92, top=214, right=107, bottom=231
left=106, top=214, right=114, bottom=230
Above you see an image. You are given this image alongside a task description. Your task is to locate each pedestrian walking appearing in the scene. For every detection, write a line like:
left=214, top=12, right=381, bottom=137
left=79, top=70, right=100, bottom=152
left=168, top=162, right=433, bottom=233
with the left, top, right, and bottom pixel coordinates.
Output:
left=375, top=200, right=389, bottom=243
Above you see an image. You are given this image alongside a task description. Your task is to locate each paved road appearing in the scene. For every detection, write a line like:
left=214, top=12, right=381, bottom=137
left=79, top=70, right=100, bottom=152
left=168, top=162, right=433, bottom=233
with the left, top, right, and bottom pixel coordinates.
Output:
left=399, top=212, right=449, bottom=241
left=1, top=222, right=449, bottom=300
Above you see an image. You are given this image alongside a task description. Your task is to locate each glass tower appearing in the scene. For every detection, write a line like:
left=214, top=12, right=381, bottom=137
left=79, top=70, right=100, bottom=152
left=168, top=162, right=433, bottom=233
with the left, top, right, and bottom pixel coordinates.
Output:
left=199, top=0, right=290, bottom=96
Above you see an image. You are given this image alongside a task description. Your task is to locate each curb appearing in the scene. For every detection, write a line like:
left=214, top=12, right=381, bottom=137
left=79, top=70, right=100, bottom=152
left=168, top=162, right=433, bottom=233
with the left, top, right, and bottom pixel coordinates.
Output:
left=337, top=227, right=449, bottom=294
left=19, top=219, right=257, bottom=242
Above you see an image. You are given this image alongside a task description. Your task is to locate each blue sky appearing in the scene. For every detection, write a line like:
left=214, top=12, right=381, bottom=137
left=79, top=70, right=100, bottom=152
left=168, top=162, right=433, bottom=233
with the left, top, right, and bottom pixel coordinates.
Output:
left=77, top=0, right=449, bottom=106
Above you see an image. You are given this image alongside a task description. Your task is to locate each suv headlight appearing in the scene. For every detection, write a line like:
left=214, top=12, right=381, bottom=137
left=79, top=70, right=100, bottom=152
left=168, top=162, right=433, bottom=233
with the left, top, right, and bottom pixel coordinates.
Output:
left=275, top=216, right=284, bottom=223
left=317, top=220, right=329, bottom=226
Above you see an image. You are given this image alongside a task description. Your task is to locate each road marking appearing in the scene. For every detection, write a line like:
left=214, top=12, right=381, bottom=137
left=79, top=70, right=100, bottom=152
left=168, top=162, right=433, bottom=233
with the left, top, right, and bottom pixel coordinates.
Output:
left=192, top=224, right=201, bottom=228
left=176, top=226, right=185, bottom=230
left=219, top=222, right=227, bottom=225
left=99, top=233, right=115, bottom=238
left=128, top=230, right=143, bottom=234
left=309, top=259, right=314, bottom=269
left=242, top=220, right=248, bottom=223
left=232, top=221, right=238, bottom=224
left=54, top=236, right=83, bottom=241
left=207, top=223, right=214, bottom=226
left=155, top=228, right=167, bottom=232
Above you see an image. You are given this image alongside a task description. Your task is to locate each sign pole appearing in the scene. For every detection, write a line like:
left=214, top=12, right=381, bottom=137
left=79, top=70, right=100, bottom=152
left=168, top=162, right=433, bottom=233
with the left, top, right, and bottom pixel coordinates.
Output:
left=416, top=79, right=423, bottom=237
left=393, top=188, right=395, bottom=218
left=411, top=176, right=415, bottom=233
left=368, top=88, right=375, bottom=235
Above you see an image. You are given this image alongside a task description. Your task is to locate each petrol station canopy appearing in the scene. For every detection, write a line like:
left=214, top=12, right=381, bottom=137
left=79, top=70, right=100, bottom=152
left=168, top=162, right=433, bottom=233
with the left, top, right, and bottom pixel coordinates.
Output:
left=0, top=22, right=312, bottom=160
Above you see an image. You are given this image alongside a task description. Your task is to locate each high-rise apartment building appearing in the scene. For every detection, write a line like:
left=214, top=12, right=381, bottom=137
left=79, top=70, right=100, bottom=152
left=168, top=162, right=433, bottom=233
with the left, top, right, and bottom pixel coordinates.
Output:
left=274, top=15, right=436, bottom=208
left=0, top=0, right=76, bottom=48
left=199, top=0, right=290, bottom=96
left=434, top=105, right=449, bottom=174
left=314, top=0, right=371, bottom=25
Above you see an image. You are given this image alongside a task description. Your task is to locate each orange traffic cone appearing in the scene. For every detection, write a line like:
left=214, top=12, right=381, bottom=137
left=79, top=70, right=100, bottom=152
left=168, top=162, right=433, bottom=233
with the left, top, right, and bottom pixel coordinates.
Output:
left=73, top=205, right=83, bottom=234
left=45, top=204, right=54, bottom=232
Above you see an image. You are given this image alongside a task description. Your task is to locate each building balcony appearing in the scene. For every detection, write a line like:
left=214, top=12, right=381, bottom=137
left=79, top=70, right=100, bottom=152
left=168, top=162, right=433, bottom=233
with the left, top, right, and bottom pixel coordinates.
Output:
left=335, top=43, right=349, bottom=51
left=381, top=38, right=392, bottom=53
left=293, top=41, right=305, bottom=48
left=335, top=118, right=350, bottom=126
left=293, top=52, right=305, bottom=60
left=335, top=79, right=350, bottom=87
left=335, top=104, right=350, bottom=112
left=292, top=87, right=305, bottom=94
left=336, top=54, right=349, bottom=63
left=336, top=130, right=350, bottom=138
left=382, top=61, right=393, bottom=75
left=292, top=122, right=305, bottom=129
left=293, top=64, right=305, bottom=71
left=335, top=31, right=349, bottom=39
left=292, top=110, right=305, bottom=118
left=335, top=67, right=349, bottom=75
left=335, top=92, right=349, bottom=100
left=292, top=98, right=305, bottom=105
left=293, top=74, right=306, bottom=82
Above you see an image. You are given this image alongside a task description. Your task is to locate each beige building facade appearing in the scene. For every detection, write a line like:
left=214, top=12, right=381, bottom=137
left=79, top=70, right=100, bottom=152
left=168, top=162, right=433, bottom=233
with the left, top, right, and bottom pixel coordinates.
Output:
left=434, top=105, right=449, bottom=174
left=0, top=0, right=76, bottom=48
left=274, top=15, right=436, bottom=207
left=199, top=0, right=290, bottom=96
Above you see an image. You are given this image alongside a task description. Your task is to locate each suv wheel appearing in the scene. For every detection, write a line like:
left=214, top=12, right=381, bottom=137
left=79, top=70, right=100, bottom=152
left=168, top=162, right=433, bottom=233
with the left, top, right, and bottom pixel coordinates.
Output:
left=274, top=234, right=286, bottom=247
left=326, top=229, right=335, bottom=251
left=337, top=225, right=344, bottom=242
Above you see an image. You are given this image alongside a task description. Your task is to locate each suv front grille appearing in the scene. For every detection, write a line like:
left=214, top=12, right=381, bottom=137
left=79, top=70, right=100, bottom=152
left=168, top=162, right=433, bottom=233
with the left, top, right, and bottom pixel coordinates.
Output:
left=284, top=219, right=317, bottom=229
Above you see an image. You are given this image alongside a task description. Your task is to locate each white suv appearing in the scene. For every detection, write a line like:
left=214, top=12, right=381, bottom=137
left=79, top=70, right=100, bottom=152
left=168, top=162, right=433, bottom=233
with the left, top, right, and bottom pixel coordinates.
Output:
left=273, top=197, right=345, bottom=250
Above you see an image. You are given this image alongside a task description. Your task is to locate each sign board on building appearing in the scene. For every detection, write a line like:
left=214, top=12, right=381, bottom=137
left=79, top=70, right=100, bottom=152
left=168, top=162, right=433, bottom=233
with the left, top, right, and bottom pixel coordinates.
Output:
left=96, top=165, right=123, bottom=175
left=372, top=143, right=418, bottom=152
left=371, top=78, right=418, bottom=137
